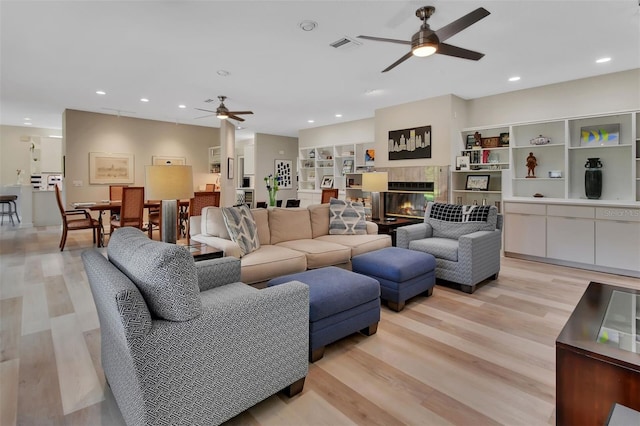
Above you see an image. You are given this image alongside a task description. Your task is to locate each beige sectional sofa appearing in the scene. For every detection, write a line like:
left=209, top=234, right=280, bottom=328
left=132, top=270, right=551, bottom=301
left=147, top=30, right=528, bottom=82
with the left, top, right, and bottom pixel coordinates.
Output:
left=190, top=203, right=392, bottom=284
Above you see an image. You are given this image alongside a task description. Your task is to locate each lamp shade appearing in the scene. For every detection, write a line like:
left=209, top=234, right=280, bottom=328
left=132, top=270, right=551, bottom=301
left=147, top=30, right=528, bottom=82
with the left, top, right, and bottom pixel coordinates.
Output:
left=362, top=172, right=389, bottom=192
left=145, top=165, right=194, bottom=200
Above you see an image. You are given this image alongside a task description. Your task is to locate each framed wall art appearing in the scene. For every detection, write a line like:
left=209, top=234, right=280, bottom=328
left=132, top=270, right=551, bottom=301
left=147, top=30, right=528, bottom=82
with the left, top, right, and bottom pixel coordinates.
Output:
left=152, top=155, right=186, bottom=165
left=320, top=175, right=334, bottom=189
left=455, top=156, right=470, bottom=171
left=580, top=124, right=619, bottom=147
left=89, top=152, right=134, bottom=184
left=388, top=125, right=432, bottom=160
left=465, top=174, right=490, bottom=191
left=274, top=159, right=293, bottom=189
left=227, top=157, right=234, bottom=179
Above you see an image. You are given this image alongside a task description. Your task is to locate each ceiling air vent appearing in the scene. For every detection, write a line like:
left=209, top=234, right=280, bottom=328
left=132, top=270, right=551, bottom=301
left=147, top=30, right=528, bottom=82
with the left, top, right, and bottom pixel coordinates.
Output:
left=330, top=36, right=362, bottom=50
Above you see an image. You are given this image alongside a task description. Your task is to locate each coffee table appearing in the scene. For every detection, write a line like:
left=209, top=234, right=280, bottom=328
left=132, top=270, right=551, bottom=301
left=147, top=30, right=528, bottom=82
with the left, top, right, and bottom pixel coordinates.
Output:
left=178, top=242, right=223, bottom=261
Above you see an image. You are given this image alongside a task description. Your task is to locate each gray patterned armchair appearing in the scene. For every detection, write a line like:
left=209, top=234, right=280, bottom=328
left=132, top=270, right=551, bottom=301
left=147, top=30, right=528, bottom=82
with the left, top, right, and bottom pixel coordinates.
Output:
left=81, top=227, right=309, bottom=426
left=396, top=202, right=502, bottom=294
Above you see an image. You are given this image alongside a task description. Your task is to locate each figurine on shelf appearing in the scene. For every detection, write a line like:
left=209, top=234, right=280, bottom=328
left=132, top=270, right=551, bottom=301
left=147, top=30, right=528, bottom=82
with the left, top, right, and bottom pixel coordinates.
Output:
left=473, top=131, right=482, bottom=147
left=526, top=152, right=538, bottom=178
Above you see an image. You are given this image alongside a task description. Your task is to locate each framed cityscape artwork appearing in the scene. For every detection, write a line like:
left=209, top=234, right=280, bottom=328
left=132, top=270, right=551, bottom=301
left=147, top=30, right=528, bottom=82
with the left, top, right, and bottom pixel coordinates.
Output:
left=388, top=125, right=432, bottom=160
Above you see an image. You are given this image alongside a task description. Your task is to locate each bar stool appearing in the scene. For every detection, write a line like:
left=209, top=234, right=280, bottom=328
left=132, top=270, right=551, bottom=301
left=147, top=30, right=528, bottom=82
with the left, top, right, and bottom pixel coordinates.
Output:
left=0, top=195, right=20, bottom=226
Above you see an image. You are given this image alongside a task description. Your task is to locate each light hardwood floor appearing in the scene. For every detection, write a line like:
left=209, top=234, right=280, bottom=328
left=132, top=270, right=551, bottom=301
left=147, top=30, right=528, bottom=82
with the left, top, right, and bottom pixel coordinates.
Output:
left=1, top=225, right=639, bottom=426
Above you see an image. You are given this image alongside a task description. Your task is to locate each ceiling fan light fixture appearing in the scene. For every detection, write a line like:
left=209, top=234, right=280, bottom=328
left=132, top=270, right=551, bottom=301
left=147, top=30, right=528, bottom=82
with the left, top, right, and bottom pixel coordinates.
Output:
left=412, top=44, right=437, bottom=57
left=216, top=112, right=229, bottom=119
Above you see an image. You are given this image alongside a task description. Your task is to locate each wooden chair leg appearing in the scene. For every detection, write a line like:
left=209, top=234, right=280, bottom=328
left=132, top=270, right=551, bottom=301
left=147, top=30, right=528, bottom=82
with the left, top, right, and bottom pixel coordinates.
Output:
left=59, top=228, right=68, bottom=251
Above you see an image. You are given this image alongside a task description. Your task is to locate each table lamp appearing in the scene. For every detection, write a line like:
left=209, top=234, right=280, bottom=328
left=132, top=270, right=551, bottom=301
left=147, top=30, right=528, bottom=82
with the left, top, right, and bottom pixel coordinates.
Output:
left=145, top=165, right=194, bottom=243
left=362, top=171, right=388, bottom=221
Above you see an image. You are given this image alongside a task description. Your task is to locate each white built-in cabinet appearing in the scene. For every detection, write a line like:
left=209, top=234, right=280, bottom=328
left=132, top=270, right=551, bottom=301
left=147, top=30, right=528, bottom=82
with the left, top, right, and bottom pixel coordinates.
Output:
left=298, top=142, right=375, bottom=206
left=504, top=200, right=640, bottom=277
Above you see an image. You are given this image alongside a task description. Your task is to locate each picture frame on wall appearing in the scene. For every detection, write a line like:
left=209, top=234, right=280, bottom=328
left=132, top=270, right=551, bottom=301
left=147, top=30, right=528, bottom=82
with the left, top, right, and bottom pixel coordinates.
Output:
left=320, top=175, right=334, bottom=189
left=274, top=159, right=293, bottom=189
left=152, top=155, right=186, bottom=165
left=227, top=157, right=234, bottom=179
left=388, top=125, right=431, bottom=160
left=89, top=152, right=134, bottom=184
left=465, top=174, right=490, bottom=191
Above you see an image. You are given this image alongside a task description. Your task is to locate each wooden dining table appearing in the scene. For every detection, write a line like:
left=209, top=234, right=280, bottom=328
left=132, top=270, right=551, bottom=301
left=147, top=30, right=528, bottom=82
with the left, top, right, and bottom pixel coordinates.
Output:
left=77, top=200, right=190, bottom=247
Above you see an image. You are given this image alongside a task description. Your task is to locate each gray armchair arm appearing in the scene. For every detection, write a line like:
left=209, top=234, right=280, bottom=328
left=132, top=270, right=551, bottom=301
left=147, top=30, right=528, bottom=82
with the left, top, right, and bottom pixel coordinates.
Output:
left=195, top=256, right=241, bottom=292
left=396, top=223, right=432, bottom=249
left=458, top=229, right=502, bottom=283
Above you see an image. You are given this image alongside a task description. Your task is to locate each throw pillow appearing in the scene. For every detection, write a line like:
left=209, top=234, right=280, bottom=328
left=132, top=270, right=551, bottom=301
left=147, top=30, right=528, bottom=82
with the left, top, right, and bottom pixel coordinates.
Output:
left=221, top=205, right=261, bottom=256
left=201, top=206, right=231, bottom=239
left=329, top=198, right=367, bottom=235
left=426, top=203, right=497, bottom=239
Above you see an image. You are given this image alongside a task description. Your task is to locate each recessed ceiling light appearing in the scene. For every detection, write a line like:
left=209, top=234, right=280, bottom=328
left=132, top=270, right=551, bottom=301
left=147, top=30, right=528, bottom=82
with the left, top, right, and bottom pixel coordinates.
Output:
left=217, top=70, right=230, bottom=77
left=49, top=135, right=62, bottom=139
left=24, top=117, right=31, bottom=121
left=508, top=76, right=521, bottom=82
left=24, top=122, right=32, bottom=126
left=335, top=114, right=343, bottom=118
left=299, top=20, right=318, bottom=31
left=307, top=120, right=315, bottom=123
left=365, top=88, right=381, bottom=95
left=140, top=98, right=149, bottom=102
left=96, top=90, right=106, bottom=95
left=596, top=57, right=611, bottom=63
left=236, top=125, right=243, bottom=130
left=178, top=104, right=186, bottom=109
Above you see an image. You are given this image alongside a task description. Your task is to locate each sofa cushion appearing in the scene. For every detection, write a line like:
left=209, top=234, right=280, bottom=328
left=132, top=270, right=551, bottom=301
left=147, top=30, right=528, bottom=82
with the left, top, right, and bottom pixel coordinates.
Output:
left=276, top=239, right=351, bottom=269
left=269, top=208, right=312, bottom=244
left=309, top=203, right=330, bottom=238
left=250, top=208, right=270, bottom=245
left=221, top=205, right=261, bottom=256
left=240, top=245, right=307, bottom=284
left=316, top=234, right=392, bottom=257
left=201, top=206, right=231, bottom=239
left=409, top=237, right=459, bottom=262
left=329, top=199, right=367, bottom=235
left=426, top=203, right=497, bottom=240
left=107, top=227, right=202, bottom=322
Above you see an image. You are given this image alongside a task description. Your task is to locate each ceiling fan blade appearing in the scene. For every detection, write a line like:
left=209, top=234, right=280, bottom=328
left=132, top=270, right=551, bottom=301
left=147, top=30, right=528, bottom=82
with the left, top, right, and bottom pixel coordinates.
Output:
left=434, top=7, right=490, bottom=42
left=437, top=43, right=484, bottom=61
left=358, top=35, right=411, bottom=45
left=227, top=111, right=253, bottom=115
left=193, top=114, right=215, bottom=119
left=382, top=51, right=414, bottom=73
left=228, top=114, right=245, bottom=122
left=195, top=108, right=217, bottom=113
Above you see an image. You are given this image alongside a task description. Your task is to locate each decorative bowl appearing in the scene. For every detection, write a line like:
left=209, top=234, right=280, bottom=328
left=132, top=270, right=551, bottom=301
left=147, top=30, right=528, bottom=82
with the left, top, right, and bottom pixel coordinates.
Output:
left=530, top=135, right=551, bottom=145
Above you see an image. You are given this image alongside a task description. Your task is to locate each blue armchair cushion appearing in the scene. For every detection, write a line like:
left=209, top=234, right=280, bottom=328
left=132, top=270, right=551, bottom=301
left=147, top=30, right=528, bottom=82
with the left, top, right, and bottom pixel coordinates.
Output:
left=329, top=198, right=367, bottom=235
left=107, top=227, right=203, bottom=322
left=222, top=204, right=261, bottom=256
left=426, top=203, right=497, bottom=240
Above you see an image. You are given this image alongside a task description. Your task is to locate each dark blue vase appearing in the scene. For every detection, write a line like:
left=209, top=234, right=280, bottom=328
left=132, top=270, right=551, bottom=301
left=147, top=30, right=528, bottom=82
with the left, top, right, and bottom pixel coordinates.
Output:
left=584, top=158, right=603, bottom=199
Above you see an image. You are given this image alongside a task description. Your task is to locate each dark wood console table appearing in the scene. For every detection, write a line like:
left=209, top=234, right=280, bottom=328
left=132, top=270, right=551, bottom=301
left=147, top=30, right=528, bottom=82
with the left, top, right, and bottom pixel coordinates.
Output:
left=371, top=217, right=421, bottom=246
left=556, top=281, right=640, bottom=426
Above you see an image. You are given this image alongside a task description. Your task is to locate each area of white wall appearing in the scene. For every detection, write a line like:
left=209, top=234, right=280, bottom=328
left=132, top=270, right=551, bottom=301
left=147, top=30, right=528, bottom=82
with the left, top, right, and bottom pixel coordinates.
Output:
left=254, top=133, right=298, bottom=203
left=374, top=94, right=454, bottom=169
left=298, top=118, right=374, bottom=148
left=63, top=109, right=219, bottom=205
left=466, top=69, right=640, bottom=127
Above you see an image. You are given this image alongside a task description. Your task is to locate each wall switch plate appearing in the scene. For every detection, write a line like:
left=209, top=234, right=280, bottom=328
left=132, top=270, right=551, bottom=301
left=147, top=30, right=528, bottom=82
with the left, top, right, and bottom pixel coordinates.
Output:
left=73, top=180, right=82, bottom=187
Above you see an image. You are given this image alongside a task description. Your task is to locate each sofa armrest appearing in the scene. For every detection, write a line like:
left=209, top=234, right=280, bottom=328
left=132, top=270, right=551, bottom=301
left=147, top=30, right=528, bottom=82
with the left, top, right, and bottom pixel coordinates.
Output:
left=195, top=256, right=242, bottom=292
left=191, top=234, right=242, bottom=258
left=365, top=221, right=378, bottom=234
left=189, top=215, right=201, bottom=237
left=396, top=223, right=432, bottom=249
left=136, top=281, right=310, bottom=425
left=458, top=230, right=503, bottom=282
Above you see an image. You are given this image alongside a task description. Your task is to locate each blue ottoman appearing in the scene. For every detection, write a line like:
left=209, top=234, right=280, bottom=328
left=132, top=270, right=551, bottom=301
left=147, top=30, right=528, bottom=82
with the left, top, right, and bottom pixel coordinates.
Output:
left=352, top=247, right=436, bottom=312
left=268, top=266, right=380, bottom=362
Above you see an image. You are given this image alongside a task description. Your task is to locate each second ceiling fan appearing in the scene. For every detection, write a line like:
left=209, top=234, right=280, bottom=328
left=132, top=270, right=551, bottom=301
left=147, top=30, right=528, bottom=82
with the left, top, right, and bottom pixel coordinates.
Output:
left=195, top=96, right=253, bottom=122
left=358, top=5, right=490, bottom=72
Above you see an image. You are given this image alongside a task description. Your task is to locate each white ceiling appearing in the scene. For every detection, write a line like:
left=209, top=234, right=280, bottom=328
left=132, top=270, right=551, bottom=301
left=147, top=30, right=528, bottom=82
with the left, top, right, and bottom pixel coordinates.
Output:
left=1, top=1, right=639, bottom=140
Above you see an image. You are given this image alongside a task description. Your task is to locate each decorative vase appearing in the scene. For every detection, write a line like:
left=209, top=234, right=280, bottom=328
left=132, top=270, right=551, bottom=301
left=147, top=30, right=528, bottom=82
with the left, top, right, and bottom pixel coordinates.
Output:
left=584, top=158, right=603, bottom=200
left=268, top=190, right=277, bottom=207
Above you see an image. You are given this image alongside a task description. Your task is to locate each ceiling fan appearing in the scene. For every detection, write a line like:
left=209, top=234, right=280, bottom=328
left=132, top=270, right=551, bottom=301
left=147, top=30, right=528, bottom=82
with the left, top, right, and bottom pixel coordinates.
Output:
left=195, top=96, right=253, bottom=122
left=358, top=5, right=490, bottom=73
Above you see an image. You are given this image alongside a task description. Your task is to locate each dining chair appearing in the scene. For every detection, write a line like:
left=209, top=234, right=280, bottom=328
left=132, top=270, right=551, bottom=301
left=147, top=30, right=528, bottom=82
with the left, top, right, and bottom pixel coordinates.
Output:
left=185, top=191, right=220, bottom=243
left=321, top=188, right=339, bottom=203
left=54, top=185, right=100, bottom=251
left=108, top=185, right=127, bottom=222
left=111, top=186, right=145, bottom=234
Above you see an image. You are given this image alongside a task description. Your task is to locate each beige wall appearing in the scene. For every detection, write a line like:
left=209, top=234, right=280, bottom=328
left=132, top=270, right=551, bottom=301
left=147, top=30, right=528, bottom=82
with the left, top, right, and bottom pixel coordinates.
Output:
left=63, top=109, right=219, bottom=205
left=254, top=133, right=298, bottom=203
left=298, top=118, right=374, bottom=148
